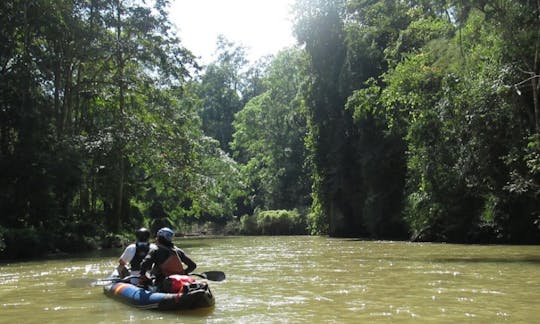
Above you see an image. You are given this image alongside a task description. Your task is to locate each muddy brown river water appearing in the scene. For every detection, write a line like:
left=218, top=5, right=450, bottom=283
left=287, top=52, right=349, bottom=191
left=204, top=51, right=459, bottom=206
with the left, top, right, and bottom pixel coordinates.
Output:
left=1, top=236, right=538, bottom=323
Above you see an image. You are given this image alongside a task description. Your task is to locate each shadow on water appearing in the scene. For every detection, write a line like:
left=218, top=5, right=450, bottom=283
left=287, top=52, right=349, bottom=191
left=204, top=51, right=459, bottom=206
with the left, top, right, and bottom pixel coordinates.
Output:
left=350, top=254, right=540, bottom=265
left=429, top=257, right=540, bottom=264
left=0, top=237, right=215, bottom=264
left=332, top=238, right=540, bottom=265
left=156, top=305, right=215, bottom=317
left=0, top=249, right=120, bottom=265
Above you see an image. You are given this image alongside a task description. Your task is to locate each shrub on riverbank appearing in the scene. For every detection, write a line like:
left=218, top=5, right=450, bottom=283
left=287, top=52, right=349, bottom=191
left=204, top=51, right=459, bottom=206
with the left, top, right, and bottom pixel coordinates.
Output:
left=0, top=224, right=132, bottom=260
left=0, top=228, right=45, bottom=259
left=239, top=209, right=308, bottom=235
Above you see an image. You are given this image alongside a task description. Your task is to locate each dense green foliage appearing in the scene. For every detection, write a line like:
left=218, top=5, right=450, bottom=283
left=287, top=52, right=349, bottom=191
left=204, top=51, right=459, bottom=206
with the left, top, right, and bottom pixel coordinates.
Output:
left=1, top=0, right=539, bottom=259
left=194, top=36, right=248, bottom=154
left=0, top=0, right=240, bottom=258
left=293, top=0, right=540, bottom=242
left=231, top=49, right=312, bottom=211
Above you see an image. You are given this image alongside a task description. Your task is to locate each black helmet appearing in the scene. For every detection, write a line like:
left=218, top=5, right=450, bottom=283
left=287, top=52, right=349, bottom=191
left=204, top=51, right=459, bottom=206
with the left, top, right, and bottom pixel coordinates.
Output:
left=135, top=227, right=150, bottom=242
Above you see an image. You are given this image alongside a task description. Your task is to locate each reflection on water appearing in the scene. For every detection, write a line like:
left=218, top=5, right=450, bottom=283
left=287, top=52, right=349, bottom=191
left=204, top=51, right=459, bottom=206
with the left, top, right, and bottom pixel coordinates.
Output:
left=1, top=236, right=539, bottom=323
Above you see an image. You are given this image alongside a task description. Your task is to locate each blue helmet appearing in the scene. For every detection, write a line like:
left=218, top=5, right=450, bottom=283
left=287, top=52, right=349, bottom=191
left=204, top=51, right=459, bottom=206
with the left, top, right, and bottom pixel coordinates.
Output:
left=157, top=227, right=174, bottom=242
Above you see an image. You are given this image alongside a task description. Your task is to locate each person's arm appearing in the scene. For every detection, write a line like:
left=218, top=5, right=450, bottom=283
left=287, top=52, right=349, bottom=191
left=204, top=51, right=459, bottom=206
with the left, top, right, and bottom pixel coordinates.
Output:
left=119, top=244, right=135, bottom=265
left=117, top=245, right=134, bottom=277
left=177, top=249, right=197, bottom=274
left=116, top=263, right=130, bottom=278
left=139, top=247, right=156, bottom=278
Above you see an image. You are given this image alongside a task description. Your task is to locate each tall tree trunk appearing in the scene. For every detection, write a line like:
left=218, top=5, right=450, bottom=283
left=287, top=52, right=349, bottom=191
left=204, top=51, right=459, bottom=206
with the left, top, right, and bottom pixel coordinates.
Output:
left=112, top=0, right=126, bottom=233
left=63, top=62, right=73, bottom=134
left=534, top=1, right=539, bottom=133
left=533, top=77, right=539, bottom=133
left=54, top=59, right=62, bottom=135
left=532, top=4, right=540, bottom=134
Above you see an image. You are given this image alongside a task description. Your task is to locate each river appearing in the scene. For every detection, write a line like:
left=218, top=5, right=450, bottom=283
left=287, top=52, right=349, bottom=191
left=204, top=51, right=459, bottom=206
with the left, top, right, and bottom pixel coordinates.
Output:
left=1, top=236, right=538, bottom=323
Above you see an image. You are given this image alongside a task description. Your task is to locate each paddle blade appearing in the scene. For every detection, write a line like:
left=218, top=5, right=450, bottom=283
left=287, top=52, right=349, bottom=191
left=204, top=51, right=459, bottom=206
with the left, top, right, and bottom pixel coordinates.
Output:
left=66, top=278, right=113, bottom=288
left=202, top=271, right=226, bottom=282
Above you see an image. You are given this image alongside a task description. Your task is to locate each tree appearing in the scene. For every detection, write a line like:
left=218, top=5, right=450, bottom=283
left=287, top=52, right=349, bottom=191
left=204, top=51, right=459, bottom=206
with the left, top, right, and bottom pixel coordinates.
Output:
left=196, top=36, right=248, bottom=153
left=294, top=0, right=409, bottom=237
left=380, top=3, right=539, bottom=243
left=232, top=48, right=312, bottom=211
left=294, top=0, right=359, bottom=236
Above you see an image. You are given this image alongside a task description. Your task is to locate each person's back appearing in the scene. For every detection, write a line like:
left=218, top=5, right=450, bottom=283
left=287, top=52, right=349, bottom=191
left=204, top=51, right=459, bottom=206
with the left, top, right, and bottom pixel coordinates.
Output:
left=129, top=240, right=151, bottom=271
left=117, top=227, right=156, bottom=278
left=139, top=227, right=196, bottom=291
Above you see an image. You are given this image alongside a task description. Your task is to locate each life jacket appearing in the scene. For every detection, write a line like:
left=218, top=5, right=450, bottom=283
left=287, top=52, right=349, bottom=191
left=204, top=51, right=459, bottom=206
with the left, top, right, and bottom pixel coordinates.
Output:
left=162, top=274, right=195, bottom=293
left=130, top=241, right=150, bottom=271
left=158, top=245, right=186, bottom=277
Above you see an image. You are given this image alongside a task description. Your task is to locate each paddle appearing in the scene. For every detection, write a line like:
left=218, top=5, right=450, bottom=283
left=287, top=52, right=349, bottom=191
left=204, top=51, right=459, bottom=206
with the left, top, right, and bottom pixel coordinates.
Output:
left=66, top=275, right=138, bottom=288
left=67, top=271, right=225, bottom=288
left=190, top=271, right=226, bottom=282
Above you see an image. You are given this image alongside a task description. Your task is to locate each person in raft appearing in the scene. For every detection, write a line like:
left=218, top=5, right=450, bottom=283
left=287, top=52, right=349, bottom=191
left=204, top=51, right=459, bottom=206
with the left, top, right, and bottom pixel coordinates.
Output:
left=117, top=227, right=156, bottom=279
left=138, top=227, right=197, bottom=292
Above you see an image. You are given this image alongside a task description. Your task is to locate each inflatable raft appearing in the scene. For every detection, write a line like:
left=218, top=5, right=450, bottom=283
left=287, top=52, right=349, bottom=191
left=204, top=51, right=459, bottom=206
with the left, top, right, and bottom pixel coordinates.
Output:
left=103, top=275, right=215, bottom=310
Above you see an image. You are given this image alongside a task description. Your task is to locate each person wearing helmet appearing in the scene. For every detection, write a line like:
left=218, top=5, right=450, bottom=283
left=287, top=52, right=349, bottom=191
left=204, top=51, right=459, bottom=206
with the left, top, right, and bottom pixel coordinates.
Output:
left=139, top=227, right=197, bottom=291
left=117, top=227, right=156, bottom=278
